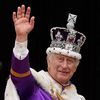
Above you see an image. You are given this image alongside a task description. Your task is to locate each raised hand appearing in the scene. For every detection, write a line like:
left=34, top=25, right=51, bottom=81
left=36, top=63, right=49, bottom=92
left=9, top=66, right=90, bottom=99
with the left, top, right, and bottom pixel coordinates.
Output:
left=12, top=4, right=35, bottom=42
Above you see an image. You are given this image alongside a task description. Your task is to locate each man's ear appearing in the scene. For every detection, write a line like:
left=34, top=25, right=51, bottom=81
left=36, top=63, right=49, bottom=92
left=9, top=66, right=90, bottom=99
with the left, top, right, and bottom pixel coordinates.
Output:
left=76, top=60, right=80, bottom=67
left=46, top=55, right=49, bottom=64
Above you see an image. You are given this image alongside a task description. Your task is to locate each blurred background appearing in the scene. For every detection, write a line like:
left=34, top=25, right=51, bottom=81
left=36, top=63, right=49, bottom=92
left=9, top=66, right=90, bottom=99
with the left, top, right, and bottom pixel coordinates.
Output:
left=0, top=0, right=96, bottom=100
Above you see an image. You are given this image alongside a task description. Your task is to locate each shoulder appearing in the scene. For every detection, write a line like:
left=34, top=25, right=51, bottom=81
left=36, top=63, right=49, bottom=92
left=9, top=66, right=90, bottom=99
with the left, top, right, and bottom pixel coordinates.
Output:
left=78, top=95, right=86, bottom=100
left=67, top=83, right=86, bottom=100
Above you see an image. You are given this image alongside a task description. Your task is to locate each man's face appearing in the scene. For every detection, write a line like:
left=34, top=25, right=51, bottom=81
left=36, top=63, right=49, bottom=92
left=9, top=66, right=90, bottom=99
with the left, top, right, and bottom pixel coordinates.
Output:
left=47, top=53, right=79, bottom=85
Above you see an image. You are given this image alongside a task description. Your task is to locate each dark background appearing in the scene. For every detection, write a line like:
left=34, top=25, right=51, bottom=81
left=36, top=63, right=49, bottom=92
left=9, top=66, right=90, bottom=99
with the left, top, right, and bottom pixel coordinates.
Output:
left=0, top=0, right=96, bottom=100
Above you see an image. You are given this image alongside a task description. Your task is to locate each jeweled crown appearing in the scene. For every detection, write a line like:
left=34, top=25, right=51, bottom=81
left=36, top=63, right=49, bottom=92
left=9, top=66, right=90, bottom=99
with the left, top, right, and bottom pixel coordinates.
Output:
left=46, top=13, right=86, bottom=59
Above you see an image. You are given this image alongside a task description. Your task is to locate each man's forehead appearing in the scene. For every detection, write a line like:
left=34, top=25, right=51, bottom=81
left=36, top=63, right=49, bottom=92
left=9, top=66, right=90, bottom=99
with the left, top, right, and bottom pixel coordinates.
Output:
left=52, top=53, right=77, bottom=60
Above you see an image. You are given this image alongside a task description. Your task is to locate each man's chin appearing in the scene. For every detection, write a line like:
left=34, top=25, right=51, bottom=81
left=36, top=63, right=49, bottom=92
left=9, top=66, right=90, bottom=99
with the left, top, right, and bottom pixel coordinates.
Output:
left=57, top=76, right=69, bottom=84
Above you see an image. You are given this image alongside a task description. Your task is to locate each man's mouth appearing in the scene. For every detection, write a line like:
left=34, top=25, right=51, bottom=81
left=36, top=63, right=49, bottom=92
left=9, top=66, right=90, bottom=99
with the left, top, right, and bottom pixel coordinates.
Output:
left=59, top=71, right=69, bottom=75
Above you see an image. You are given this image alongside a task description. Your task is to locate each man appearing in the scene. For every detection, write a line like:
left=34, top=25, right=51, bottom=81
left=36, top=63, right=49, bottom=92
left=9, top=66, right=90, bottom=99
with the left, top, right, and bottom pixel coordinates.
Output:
left=4, top=4, right=86, bottom=100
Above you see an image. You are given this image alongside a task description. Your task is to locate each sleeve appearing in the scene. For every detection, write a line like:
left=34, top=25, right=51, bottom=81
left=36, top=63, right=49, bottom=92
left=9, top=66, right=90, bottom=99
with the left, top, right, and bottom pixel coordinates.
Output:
left=10, top=40, right=38, bottom=99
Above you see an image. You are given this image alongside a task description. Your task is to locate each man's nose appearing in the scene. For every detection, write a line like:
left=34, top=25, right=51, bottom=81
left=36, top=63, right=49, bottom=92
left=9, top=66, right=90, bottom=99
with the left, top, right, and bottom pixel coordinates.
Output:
left=62, top=60, right=68, bottom=69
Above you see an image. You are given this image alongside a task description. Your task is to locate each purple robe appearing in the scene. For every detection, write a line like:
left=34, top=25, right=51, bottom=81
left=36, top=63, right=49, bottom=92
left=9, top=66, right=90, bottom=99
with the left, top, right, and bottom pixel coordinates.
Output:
left=11, top=53, right=52, bottom=100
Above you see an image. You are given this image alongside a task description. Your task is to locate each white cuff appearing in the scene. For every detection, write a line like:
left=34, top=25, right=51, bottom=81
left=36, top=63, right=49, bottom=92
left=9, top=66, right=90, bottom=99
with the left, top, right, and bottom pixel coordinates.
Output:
left=13, top=40, right=29, bottom=60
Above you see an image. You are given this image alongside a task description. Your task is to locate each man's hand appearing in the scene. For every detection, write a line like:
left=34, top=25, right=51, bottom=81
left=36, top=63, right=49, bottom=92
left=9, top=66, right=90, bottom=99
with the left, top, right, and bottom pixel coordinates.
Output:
left=12, top=4, right=35, bottom=42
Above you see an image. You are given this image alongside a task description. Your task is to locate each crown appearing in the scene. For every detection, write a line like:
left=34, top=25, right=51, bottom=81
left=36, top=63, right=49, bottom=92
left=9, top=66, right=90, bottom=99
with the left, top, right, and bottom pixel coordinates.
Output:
left=46, top=13, right=86, bottom=59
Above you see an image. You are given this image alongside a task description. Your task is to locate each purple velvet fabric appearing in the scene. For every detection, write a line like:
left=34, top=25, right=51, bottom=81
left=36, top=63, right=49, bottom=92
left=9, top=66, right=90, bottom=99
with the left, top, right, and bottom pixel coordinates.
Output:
left=11, top=53, right=52, bottom=100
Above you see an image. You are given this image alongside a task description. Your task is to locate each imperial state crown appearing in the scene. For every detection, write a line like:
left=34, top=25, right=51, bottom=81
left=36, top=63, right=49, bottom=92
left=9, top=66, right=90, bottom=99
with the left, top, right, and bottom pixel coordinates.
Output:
left=46, top=13, right=86, bottom=59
